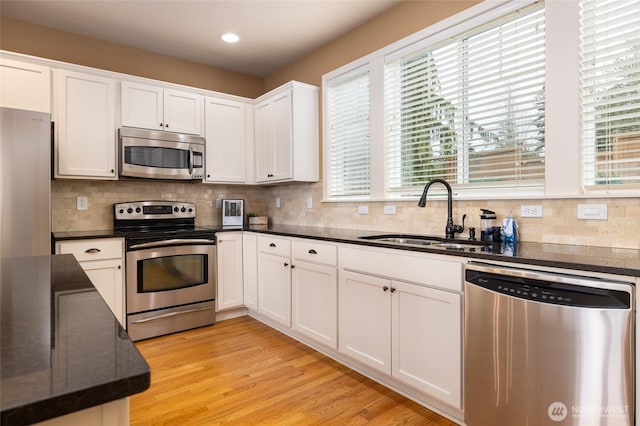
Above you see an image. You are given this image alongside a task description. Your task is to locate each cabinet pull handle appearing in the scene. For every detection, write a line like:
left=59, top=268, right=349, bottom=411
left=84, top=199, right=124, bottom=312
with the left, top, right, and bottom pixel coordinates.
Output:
left=269, top=243, right=276, bottom=247
left=308, top=249, right=318, bottom=254
left=383, top=286, right=389, bottom=292
left=85, top=248, right=101, bottom=254
left=390, top=287, right=397, bottom=293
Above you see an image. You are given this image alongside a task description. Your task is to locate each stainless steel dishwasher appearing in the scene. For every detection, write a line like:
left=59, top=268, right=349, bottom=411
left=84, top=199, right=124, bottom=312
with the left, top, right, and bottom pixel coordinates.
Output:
left=464, top=262, right=634, bottom=426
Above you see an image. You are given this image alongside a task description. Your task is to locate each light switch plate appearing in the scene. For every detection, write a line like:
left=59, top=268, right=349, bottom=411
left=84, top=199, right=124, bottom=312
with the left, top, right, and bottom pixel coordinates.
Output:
left=358, top=205, right=368, bottom=215
left=306, top=197, right=313, bottom=209
left=384, top=205, right=396, bottom=215
left=577, top=204, right=607, bottom=220
left=276, top=197, right=281, bottom=208
left=76, top=196, right=88, bottom=211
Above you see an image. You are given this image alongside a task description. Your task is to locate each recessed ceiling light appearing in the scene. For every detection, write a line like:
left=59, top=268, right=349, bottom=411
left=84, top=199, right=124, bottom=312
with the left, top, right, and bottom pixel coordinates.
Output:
left=220, top=33, right=240, bottom=43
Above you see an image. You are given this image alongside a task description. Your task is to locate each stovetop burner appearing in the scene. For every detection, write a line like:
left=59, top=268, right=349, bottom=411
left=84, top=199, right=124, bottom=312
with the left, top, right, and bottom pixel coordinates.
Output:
left=113, top=201, right=216, bottom=246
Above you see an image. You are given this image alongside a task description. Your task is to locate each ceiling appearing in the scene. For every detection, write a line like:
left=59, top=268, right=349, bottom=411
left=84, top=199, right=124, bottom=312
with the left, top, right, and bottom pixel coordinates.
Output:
left=1, top=0, right=402, bottom=77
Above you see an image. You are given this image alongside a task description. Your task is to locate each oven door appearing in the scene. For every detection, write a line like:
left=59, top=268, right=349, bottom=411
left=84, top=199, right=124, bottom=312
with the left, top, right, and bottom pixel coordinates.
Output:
left=126, top=243, right=215, bottom=314
left=120, top=137, right=204, bottom=180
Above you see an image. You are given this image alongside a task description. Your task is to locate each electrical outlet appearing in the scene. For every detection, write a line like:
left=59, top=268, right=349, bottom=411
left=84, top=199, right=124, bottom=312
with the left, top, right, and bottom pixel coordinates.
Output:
left=384, top=205, right=396, bottom=215
left=358, top=205, right=368, bottom=215
left=577, top=204, right=607, bottom=220
left=276, top=197, right=281, bottom=208
left=520, top=204, right=542, bottom=217
left=76, top=196, right=88, bottom=211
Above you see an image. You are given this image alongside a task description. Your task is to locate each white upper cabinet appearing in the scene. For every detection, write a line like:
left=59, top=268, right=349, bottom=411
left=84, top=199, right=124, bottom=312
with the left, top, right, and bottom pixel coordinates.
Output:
left=121, top=81, right=203, bottom=135
left=55, top=69, right=117, bottom=179
left=204, top=96, right=251, bottom=183
left=254, top=81, right=319, bottom=183
left=0, top=58, right=51, bottom=113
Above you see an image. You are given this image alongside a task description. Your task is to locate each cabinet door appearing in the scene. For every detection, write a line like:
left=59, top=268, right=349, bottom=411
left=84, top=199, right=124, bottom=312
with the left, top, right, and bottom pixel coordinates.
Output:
left=254, top=100, right=273, bottom=182
left=205, top=97, right=246, bottom=182
left=56, top=70, right=116, bottom=178
left=81, top=258, right=124, bottom=327
left=392, top=281, right=461, bottom=409
left=164, top=89, right=203, bottom=135
left=242, top=233, right=258, bottom=311
left=257, top=252, right=291, bottom=326
left=292, top=261, right=337, bottom=348
left=338, top=270, right=391, bottom=374
left=121, top=81, right=164, bottom=130
left=216, top=233, right=244, bottom=311
left=271, top=90, right=293, bottom=181
left=0, top=58, right=51, bottom=113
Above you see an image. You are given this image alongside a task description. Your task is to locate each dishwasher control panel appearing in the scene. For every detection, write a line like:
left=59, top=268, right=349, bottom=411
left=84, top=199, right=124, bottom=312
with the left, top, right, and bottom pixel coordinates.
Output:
left=465, top=269, right=631, bottom=309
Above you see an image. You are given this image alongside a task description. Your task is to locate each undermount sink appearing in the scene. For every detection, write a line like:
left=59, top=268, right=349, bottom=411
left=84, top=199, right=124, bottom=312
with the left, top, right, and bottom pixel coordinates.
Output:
left=359, top=233, right=492, bottom=251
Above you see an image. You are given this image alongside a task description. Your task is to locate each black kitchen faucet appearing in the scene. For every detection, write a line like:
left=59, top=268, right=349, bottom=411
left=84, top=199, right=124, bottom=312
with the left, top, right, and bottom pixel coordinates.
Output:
left=418, top=178, right=466, bottom=239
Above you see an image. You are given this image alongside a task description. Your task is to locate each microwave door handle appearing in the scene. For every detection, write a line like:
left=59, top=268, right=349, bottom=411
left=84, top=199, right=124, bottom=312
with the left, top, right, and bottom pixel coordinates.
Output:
left=188, top=146, right=194, bottom=175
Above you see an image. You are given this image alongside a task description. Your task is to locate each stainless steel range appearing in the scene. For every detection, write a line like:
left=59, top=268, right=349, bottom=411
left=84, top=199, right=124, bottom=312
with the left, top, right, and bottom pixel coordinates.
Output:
left=114, top=201, right=216, bottom=341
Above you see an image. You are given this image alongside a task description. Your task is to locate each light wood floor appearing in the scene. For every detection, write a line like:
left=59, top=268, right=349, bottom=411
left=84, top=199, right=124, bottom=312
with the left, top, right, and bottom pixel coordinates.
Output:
left=130, top=316, right=458, bottom=425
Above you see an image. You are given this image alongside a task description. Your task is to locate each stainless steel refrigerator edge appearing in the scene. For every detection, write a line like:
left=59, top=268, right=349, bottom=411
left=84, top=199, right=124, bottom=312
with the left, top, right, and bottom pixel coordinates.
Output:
left=1, top=107, right=51, bottom=258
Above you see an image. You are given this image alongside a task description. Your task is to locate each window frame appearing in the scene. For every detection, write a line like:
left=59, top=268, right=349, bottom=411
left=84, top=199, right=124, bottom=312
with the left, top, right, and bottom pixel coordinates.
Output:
left=322, top=0, right=639, bottom=202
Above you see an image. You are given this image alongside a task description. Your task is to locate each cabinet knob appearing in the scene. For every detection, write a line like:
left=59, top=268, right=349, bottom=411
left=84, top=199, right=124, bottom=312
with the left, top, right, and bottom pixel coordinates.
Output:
left=390, top=287, right=396, bottom=293
left=117, top=265, right=121, bottom=270
left=308, top=249, right=318, bottom=255
left=383, top=286, right=389, bottom=292
left=110, top=169, right=114, bottom=173
left=85, top=248, right=101, bottom=254
left=159, top=123, right=163, bottom=127
left=291, top=264, right=295, bottom=269
left=269, top=243, right=276, bottom=248
left=165, top=124, right=169, bottom=128
left=284, top=262, right=289, bottom=267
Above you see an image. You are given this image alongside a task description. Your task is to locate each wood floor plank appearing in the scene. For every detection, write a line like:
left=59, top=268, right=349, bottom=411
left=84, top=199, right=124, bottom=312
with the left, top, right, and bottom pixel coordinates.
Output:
left=130, top=316, right=459, bottom=425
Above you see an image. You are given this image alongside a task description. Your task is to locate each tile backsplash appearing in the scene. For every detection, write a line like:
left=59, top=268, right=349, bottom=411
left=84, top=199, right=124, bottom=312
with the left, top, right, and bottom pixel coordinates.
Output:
left=52, top=180, right=640, bottom=249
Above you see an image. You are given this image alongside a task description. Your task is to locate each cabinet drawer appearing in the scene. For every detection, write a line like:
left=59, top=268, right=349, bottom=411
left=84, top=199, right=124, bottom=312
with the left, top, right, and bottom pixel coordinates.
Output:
left=257, top=235, right=290, bottom=257
left=340, top=245, right=462, bottom=292
left=292, top=239, right=337, bottom=266
left=56, top=238, right=123, bottom=262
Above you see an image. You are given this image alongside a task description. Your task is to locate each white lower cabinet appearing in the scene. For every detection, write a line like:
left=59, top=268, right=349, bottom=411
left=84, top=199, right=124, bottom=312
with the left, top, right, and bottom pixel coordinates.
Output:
left=391, top=280, right=461, bottom=408
left=55, top=238, right=125, bottom=327
left=257, top=235, right=292, bottom=326
left=242, top=233, right=258, bottom=311
left=291, top=239, right=338, bottom=349
left=338, top=270, right=392, bottom=372
left=216, top=232, right=244, bottom=311
left=338, top=244, right=463, bottom=410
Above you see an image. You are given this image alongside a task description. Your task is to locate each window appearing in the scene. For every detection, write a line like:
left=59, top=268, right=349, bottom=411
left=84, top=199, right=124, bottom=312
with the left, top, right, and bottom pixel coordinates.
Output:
left=580, top=0, right=640, bottom=190
left=385, top=4, right=545, bottom=197
left=326, top=70, right=371, bottom=198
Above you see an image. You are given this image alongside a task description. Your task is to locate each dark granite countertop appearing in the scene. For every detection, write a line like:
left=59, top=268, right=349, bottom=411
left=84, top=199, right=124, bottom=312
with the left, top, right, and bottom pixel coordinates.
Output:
left=54, top=225, right=640, bottom=278
left=1, top=255, right=150, bottom=426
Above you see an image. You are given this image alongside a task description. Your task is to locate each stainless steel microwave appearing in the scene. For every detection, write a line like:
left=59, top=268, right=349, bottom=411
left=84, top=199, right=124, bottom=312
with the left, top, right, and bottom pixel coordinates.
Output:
left=119, top=127, right=205, bottom=180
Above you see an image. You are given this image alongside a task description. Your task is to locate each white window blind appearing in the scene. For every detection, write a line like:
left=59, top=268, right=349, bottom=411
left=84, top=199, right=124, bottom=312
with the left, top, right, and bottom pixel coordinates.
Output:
left=580, top=0, right=640, bottom=190
left=326, top=70, right=370, bottom=198
left=385, top=4, right=545, bottom=196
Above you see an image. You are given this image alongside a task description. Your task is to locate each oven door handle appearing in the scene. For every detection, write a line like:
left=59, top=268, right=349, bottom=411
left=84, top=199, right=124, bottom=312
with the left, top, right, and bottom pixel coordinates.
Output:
left=129, top=238, right=215, bottom=249
left=130, top=306, right=212, bottom=324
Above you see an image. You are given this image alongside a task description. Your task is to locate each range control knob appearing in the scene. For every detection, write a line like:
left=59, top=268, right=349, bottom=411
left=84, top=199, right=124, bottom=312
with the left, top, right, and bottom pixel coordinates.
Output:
left=135, top=207, right=141, bottom=213
left=181, top=207, right=186, bottom=213
left=127, top=208, right=133, bottom=214
left=188, top=208, right=193, bottom=213
left=174, top=207, right=179, bottom=212
left=119, top=209, right=124, bottom=214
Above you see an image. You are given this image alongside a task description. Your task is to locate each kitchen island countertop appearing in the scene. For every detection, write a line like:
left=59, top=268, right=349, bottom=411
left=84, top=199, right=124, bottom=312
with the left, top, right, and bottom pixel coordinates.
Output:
left=0, top=254, right=150, bottom=425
